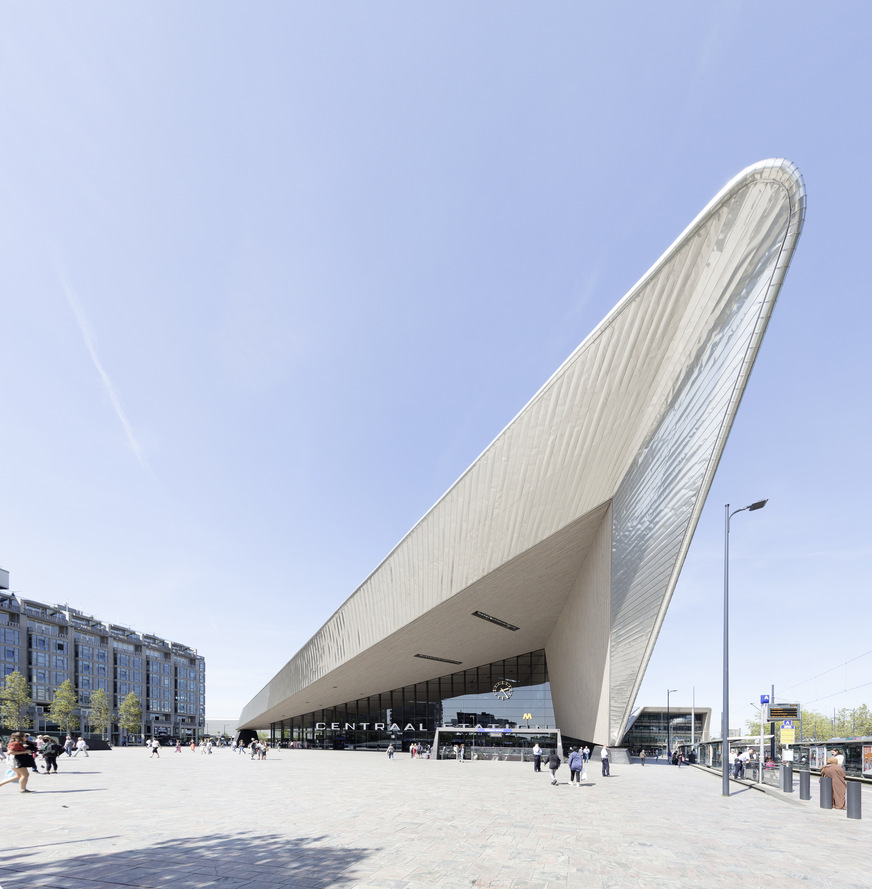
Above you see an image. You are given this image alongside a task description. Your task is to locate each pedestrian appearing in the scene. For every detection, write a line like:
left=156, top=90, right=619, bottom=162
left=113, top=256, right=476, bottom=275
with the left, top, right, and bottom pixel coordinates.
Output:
left=386, top=744, right=394, bottom=759
left=74, top=737, right=89, bottom=757
left=568, top=747, right=583, bottom=786
left=820, top=756, right=847, bottom=810
left=175, top=740, right=182, bottom=753
left=149, top=738, right=160, bottom=758
left=40, top=736, right=61, bottom=774
left=0, top=732, right=37, bottom=793
left=190, top=740, right=196, bottom=753
left=601, top=745, right=610, bottom=777
left=547, top=748, right=562, bottom=785
left=582, top=745, right=590, bottom=763
left=639, top=749, right=646, bottom=766
left=532, top=742, right=542, bottom=773
left=64, top=735, right=74, bottom=757
left=460, top=744, right=465, bottom=763
left=27, top=735, right=41, bottom=773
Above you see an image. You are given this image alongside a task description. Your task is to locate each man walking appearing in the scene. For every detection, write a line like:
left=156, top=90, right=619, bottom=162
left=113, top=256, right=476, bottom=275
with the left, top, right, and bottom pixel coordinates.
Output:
left=600, top=745, right=610, bottom=777
left=532, top=742, right=542, bottom=773
left=74, top=737, right=88, bottom=757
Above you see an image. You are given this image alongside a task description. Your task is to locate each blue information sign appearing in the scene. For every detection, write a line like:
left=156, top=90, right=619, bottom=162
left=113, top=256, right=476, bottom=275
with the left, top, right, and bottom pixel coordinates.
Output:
left=761, top=695, right=770, bottom=704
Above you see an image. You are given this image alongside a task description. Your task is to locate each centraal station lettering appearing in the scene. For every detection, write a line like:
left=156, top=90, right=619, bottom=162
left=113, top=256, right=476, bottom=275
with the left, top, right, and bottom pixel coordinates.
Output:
left=315, top=722, right=426, bottom=732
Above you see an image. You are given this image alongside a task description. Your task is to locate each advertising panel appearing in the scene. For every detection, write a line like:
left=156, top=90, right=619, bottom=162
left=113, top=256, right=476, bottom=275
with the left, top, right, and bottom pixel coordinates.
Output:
left=809, top=746, right=828, bottom=770
left=863, top=745, right=872, bottom=777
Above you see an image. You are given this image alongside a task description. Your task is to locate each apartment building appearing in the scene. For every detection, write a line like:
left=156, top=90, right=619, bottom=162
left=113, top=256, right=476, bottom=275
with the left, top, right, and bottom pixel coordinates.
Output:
left=0, top=576, right=205, bottom=743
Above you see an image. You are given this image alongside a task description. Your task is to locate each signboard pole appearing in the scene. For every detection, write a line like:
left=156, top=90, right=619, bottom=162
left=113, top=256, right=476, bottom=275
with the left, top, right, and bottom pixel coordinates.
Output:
left=760, top=703, right=766, bottom=784
left=770, top=685, right=776, bottom=762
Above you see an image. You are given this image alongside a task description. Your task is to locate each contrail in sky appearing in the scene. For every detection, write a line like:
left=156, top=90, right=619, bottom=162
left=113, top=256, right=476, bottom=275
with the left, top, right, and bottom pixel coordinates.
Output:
left=61, top=275, right=150, bottom=470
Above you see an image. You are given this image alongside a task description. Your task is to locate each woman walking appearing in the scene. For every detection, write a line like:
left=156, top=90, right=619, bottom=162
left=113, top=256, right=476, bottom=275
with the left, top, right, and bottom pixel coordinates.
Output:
left=0, top=732, right=37, bottom=793
left=568, top=747, right=583, bottom=785
left=547, top=748, right=562, bottom=785
left=40, top=736, right=61, bottom=774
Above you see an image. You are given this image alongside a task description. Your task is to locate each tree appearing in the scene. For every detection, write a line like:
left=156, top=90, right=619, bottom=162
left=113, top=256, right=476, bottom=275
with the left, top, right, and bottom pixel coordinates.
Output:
left=50, top=680, right=79, bottom=735
left=0, top=670, right=34, bottom=730
left=118, top=692, right=143, bottom=738
left=88, top=688, right=113, bottom=738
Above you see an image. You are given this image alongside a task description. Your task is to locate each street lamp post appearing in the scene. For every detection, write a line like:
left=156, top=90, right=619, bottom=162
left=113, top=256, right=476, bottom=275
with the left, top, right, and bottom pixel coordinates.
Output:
left=723, top=499, right=767, bottom=796
left=667, top=689, right=677, bottom=761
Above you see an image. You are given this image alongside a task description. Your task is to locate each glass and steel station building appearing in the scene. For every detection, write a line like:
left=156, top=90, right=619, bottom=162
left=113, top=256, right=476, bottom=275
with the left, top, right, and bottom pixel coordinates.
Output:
left=238, top=160, right=806, bottom=755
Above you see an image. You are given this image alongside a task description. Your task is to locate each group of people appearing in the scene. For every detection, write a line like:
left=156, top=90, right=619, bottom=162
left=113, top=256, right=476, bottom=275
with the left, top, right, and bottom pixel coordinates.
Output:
left=0, top=732, right=76, bottom=793
left=531, top=743, right=602, bottom=785
left=231, top=738, right=268, bottom=759
left=386, top=742, right=431, bottom=759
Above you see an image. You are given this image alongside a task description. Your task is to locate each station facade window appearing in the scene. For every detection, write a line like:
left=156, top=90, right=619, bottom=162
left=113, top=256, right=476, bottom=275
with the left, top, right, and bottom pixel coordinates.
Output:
left=272, top=649, right=555, bottom=751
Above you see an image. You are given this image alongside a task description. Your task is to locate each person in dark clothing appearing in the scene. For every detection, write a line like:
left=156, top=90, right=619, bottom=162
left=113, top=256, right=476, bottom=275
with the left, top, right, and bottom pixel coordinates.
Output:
left=39, top=737, right=62, bottom=774
left=547, top=749, right=562, bottom=785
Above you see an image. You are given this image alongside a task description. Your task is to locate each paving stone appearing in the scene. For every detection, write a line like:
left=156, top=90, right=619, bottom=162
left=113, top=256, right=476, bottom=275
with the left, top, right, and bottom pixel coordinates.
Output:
left=0, top=750, right=870, bottom=888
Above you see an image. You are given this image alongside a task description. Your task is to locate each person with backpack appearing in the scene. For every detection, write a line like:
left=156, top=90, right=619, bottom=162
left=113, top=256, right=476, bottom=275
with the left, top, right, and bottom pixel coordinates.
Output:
left=39, top=736, right=62, bottom=774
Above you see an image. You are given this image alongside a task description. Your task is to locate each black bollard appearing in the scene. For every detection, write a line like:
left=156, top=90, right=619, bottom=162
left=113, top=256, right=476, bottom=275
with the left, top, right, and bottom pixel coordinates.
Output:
left=799, top=770, right=810, bottom=800
left=847, top=781, right=862, bottom=820
left=820, top=775, right=833, bottom=809
left=784, top=762, right=794, bottom=793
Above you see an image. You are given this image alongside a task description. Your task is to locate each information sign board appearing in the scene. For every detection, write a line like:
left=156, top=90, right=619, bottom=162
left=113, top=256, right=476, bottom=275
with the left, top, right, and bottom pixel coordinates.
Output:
left=769, top=704, right=799, bottom=720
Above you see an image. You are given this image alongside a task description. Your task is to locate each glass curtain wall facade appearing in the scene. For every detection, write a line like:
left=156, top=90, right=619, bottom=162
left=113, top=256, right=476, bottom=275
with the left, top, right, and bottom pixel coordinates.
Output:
left=271, top=650, right=555, bottom=751
left=622, top=709, right=709, bottom=754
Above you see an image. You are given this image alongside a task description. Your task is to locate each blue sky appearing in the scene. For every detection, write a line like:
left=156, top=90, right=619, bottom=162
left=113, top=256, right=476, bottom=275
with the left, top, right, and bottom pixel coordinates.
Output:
left=2, top=3, right=870, bottom=732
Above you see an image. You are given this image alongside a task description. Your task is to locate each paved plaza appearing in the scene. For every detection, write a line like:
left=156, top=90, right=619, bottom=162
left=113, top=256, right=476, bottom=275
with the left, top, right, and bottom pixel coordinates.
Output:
left=1, top=747, right=869, bottom=888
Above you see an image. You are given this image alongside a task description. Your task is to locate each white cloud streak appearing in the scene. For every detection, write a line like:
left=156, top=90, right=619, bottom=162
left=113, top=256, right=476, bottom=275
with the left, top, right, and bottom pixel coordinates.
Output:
left=60, top=276, right=150, bottom=470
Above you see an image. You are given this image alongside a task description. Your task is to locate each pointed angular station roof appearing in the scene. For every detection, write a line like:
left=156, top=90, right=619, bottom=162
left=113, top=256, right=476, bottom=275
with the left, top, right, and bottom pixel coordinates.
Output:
left=239, top=159, right=805, bottom=745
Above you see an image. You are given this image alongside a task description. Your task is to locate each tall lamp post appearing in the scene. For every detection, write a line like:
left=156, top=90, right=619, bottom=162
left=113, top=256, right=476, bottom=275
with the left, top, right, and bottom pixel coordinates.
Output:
left=723, top=499, right=767, bottom=796
left=667, top=689, right=677, bottom=760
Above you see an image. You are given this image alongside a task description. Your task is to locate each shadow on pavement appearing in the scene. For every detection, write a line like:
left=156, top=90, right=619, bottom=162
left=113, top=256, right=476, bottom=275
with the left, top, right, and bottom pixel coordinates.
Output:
left=0, top=830, right=374, bottom=888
